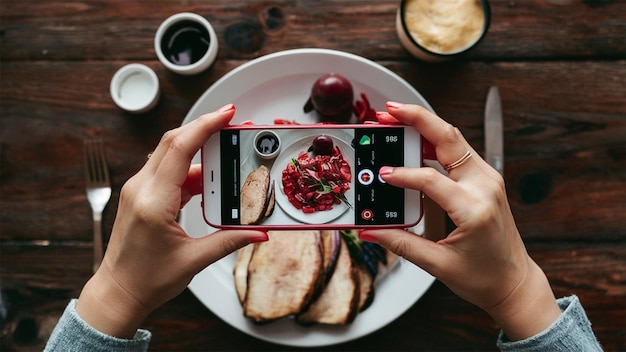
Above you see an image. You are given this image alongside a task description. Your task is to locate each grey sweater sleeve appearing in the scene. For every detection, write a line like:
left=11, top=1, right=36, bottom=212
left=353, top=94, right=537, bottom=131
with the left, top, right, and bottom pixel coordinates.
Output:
left=497, top=295, right=603, bottom=352
left=44, top=299, right=151, bottom=352
left=45, top=295, right=602, bottom=351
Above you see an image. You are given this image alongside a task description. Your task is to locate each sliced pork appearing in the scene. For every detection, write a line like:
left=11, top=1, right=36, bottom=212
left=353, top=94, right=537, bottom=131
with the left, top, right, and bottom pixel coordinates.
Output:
left=243, top=231, right=323, bottom=323
left=296, top=238, right=359, bottom=325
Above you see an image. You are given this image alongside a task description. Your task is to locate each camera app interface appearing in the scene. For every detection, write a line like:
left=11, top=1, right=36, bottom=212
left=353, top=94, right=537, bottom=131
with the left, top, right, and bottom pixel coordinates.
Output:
left=219, top=127, right=406, bottom=226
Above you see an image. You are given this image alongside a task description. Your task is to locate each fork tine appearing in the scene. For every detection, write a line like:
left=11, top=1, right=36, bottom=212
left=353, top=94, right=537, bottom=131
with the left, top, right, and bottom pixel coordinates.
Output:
left=85, top=140, right=97, bottom=183
left=94, top=139, right=109, bottom=184
left=84, top=139, right=110, bottom=185
left=84, top=140, right=92, bottom=182
left=99, top=141, right=110, bottom=184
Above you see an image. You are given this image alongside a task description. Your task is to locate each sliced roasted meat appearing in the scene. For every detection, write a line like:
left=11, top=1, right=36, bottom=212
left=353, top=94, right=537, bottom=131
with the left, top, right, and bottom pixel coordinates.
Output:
left=296, top=238, right=359, bottom=325
left=233, top=244, right=255, bottom=304
left=320, top=230, right=340, bottom=284
left=262, top=181, right=276, bottom=218
left=356, top=263, right=374, bottom=311
left=243, top=230, right=323, bottom=323
left=240, top=165, right=270, bottom=224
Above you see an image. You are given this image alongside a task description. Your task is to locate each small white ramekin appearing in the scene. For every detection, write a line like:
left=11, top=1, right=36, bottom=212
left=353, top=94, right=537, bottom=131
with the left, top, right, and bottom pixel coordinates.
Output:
left=110, top=63, right=160, bottom=114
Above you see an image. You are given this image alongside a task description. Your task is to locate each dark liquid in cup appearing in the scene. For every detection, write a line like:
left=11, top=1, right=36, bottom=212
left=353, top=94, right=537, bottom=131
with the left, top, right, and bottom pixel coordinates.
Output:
left=256, top=135, right=279, bottom=155
left=161, top=20, right=210, bottom=66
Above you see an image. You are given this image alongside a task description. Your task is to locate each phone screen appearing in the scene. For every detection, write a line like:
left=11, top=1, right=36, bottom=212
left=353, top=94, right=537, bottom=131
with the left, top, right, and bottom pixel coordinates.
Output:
left=218, top=126, right=418, bottom=227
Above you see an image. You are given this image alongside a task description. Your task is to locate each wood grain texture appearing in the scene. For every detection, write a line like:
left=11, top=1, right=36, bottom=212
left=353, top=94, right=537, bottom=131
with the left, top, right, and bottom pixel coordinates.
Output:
left=1, top=0, right=624, bottom=350
left=0, top=0, right=624, bottom=61
left=0, top=244, right=623, bottom=351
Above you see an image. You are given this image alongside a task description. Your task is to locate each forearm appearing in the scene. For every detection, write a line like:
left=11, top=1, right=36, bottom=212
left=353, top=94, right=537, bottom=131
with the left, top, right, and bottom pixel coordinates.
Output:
left=75, top=267, right=152, bottom=339
left=486, top=258, right=562, bottom=341
left=497, top=295, right=603, bottom=351
left=44, top=299, right=151, bottom=352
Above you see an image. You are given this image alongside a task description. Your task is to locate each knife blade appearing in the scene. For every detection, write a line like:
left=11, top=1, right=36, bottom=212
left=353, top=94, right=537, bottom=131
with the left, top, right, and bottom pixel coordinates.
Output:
left=484, top=86, right=504, bottom=175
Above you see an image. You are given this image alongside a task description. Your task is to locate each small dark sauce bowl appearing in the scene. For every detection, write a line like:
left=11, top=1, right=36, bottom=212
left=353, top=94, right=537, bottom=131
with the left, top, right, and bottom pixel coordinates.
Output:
left=155, top=13, right=218, bottom=75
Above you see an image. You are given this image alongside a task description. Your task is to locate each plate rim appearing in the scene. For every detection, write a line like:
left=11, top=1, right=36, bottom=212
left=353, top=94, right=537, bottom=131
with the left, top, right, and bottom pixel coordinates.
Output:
left=183, top=48, right=435, bottom=124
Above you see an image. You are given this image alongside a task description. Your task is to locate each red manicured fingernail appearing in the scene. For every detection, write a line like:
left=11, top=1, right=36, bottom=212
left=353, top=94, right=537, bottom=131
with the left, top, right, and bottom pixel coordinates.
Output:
left=386, top=101, right=403, bottom=109
left=358, top=230, right=379, bottom=243
left=379, top=166, right=394, bottom=177
left=250, top=231, right=269, bottom=243
left=217, top=103, right=235, bottom=112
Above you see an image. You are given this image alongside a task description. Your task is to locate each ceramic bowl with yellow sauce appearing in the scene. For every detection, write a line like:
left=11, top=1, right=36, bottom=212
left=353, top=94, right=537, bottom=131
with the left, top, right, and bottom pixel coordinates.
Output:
left=396, top=0, right=490, bottom=62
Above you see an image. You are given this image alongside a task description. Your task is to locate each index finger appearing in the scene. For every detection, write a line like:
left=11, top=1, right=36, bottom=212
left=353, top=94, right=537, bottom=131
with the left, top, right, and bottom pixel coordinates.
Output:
left=150, top=104, right=235, bottom=186
left=383, top=102, right=481, bottom=177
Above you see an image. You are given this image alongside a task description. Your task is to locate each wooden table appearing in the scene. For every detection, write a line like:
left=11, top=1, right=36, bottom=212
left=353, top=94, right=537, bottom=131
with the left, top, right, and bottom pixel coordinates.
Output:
left=1, top=1, right=625, bottom=350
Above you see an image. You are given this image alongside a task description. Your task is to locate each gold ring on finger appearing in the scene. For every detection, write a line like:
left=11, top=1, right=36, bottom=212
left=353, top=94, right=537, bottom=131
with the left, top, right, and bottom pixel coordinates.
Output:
left=443, top=150, right=472, bottom=172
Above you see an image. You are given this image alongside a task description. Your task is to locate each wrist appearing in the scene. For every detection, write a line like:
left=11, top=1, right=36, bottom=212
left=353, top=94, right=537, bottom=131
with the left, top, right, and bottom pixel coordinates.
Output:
left=485, top=258, right=562, bottom=341
left=75, top=266, right=152, bottom=339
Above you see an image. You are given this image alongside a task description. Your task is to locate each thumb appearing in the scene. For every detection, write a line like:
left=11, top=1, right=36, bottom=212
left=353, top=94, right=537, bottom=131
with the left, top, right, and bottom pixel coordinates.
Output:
left=359, top=228, right=449, bottom=278
left=185, top=230, right=268, bottom=274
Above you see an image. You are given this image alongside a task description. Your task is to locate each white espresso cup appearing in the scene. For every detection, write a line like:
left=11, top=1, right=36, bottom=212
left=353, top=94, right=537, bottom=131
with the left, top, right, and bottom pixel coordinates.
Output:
left=110, top=63, right=160, bottom=114
left=155, top=12, right=219, bottom=75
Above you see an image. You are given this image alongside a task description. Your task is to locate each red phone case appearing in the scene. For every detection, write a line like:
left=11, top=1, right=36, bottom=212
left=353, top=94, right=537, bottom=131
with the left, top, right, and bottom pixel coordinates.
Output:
left=202, top=123, right=424, bottom=230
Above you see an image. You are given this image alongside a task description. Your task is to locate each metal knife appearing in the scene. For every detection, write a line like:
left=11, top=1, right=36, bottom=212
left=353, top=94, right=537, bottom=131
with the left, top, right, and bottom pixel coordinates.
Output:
left=484, top=86, right=504, bottom=175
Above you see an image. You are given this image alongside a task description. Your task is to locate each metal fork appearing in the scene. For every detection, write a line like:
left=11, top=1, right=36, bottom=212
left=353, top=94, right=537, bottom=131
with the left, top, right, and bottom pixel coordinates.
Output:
left=84, top=139, right=112, bottom=273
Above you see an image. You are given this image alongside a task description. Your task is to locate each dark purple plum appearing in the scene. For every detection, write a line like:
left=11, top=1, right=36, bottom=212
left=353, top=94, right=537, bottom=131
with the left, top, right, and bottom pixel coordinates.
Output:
left=308, top=135, right=334, bottom=155
left=303, top=73, right=354, bottom=121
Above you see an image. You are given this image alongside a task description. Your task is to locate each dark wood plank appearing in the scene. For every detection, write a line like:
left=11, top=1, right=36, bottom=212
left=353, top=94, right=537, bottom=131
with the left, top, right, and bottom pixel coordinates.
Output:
left=1, top=0, right=624, bottom=62
left=0, top=243, right=623, bottom=351
left=1, top=60, right=623, bottom=241
left=384, top=60, right=626, bottom=241
left=0, top=60, right=242, bottom=241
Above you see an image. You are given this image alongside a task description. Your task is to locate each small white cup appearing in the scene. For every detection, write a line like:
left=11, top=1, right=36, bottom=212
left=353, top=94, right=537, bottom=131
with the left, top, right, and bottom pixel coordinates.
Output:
left=155, top=12, right=219, bottom=75
left=110, top=63, right=160, bottom=114
left=254, top=130, right=281, bottom=160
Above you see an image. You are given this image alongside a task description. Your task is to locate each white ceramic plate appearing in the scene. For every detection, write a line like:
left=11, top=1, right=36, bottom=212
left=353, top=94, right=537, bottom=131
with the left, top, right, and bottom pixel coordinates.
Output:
left=271, top=134, right=354, bottom=224
left=180, top=48, right=435, bottom=347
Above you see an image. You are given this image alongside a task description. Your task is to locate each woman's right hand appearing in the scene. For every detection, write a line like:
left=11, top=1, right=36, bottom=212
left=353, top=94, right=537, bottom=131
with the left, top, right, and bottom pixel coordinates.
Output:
left=360, top=102, right=561, bottom=341
left=75, top=105, right=268, bottom=339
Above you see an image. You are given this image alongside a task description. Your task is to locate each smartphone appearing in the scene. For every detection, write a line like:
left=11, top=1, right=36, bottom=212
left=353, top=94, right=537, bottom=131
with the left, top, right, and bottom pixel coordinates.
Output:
left=201, top=124, right=422, bottom=229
